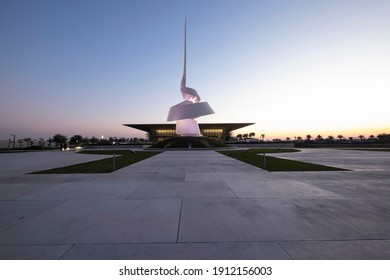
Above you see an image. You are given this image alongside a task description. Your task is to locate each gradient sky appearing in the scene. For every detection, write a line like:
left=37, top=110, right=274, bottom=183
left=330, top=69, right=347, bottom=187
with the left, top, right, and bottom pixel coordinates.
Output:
left=1, top=0, right=389, bottom=141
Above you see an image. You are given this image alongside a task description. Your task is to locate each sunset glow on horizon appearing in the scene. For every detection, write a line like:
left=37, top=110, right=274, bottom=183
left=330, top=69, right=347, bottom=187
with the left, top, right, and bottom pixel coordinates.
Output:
left=0, top=0, right=389, bottom=141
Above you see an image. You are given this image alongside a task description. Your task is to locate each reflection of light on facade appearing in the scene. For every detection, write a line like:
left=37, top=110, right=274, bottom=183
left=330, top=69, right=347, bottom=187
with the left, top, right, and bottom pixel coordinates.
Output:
left=200, top=129, right=223, bottom=139
left=156, top=129, right=176, bottom=136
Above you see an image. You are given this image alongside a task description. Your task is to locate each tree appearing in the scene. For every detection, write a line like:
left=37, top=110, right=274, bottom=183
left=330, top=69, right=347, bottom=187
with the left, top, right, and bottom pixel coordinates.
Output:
left=18, top=139, right=23, bottom=149
left=261, top=134, right=265, bottom=141
left=337, top=135, right=344, bottom=141
left=24, top=138, right=32, bottom=147
left=316, top=135, right=323, bottom=142
left=47, top=138, right=53, bottom=147
left=38, top=138, right=45, bottom=150
left=243, top=133, right=249, bottom=138
left=69, top=135, right=83, bottom=147
left=236, top=134, right=243, bottom=139
left=306, top=134, right=312, bottom=142
left=90, top=136, right=99, bottom=144
left=327, top=135, right=335, bottom=142
left=249, top=132, right=255, bottom=138
left=377, top=133, right=390, bottom=143
left=348, top=137, right=353, bottom=142
left=358, top=135, right=365, bottom=141
left=52, top=134, right=68, bottom=146
left=286, top=137, right=291, bottom=141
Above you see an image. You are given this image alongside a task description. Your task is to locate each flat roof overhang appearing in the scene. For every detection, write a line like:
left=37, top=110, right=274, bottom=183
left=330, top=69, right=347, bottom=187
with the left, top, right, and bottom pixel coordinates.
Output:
left=123, top=123, right=255, bottom=133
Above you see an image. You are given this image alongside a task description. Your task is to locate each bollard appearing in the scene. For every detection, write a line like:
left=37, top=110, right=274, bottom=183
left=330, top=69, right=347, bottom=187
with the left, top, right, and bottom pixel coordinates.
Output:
left=113, top=154, right=116, bottom=171
left=263, top=153, right=266, bottom=169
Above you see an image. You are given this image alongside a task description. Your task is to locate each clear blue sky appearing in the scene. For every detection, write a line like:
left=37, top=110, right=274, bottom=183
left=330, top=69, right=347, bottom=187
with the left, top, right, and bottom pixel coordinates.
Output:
left=1, top=0, right=389, bottom=141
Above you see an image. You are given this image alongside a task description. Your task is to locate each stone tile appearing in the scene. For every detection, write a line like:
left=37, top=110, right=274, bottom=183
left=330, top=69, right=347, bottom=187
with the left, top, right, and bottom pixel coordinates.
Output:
left=62, top=241, right=291, bottom=260
left=0, top=200, right=64, bottom=232
left=299, top=179, right=390, bottom=198
left=224, top=179, right=338, bottom=198
left=129, top=181, right=237, bottom=199
left=0, top=151, right=112, bottom=176
left=280, top=240, right=390, bottom=259
left=298, top=198, right=390, bottom=239
left=1, top=149, right=389, bottom=260
left=151, top=171, right=185, bottom=182
left=185, top=172, right=257, bottom=182
left=0, top=183, right=59, bottom=200
left=179, top=198, right=364, bottom=242
left=0, top=199, right=181, bottom=244
left=18, top=182, right=142, bottom=200
left=0, top=245, right=72, bottom=260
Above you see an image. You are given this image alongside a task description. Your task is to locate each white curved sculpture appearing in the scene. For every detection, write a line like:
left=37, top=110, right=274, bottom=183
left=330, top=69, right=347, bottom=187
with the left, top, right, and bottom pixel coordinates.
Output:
left=167, top=19, right=214, bottom=136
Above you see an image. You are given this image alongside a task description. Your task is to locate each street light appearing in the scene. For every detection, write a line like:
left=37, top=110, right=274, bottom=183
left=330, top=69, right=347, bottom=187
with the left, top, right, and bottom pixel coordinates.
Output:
left=11, top=134, right=15, bottom=150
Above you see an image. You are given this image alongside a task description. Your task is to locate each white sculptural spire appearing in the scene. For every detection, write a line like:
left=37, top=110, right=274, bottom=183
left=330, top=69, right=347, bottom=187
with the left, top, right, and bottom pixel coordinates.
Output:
left=181, top=18, right=200, bottom=103
left=167, top=18, right=214, bottom=136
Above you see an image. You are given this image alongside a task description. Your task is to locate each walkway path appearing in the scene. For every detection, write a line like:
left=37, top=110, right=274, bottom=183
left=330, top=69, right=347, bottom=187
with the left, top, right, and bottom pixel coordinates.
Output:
left=0, top=149, right=389, bottom=259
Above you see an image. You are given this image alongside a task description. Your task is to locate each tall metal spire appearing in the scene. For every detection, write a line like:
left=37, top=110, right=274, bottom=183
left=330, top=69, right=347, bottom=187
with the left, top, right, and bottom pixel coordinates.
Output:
left=167, top=16, right=214, bottom=131
left=181, top=17, right=187, bottom=89
left=180, top=17, right=200, bottom=102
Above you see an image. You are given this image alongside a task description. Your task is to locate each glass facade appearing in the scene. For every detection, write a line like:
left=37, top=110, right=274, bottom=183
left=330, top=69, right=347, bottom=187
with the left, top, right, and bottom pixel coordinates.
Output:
left=200, top=128, right=224, bottom=139
left=123, top=123, right=254, bottom=142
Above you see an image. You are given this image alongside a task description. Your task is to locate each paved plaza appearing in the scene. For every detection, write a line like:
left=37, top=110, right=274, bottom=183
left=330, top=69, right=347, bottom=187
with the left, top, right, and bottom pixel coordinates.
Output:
left=0, top=149, right=389, bottom=259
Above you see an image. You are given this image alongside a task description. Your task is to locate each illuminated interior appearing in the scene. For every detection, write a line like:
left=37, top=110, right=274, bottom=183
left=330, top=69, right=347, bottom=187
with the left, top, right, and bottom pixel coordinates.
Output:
left=124, top=123, right=254, bottom=142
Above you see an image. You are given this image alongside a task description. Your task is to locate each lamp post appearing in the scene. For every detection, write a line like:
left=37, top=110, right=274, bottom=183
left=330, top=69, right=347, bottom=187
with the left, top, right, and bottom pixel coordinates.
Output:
left=11, top=134, right=15, bottom=150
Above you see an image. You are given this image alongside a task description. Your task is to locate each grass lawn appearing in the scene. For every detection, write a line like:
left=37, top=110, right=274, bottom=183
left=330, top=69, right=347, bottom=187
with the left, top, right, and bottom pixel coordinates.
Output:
left=31, top=150, right=160, bottom=174
left=219, top=149, right=348, bottom=172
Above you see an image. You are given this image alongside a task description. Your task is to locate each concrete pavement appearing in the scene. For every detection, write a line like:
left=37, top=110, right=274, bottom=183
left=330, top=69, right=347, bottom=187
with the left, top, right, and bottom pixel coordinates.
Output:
left=0, top=149, right=389, bottom=259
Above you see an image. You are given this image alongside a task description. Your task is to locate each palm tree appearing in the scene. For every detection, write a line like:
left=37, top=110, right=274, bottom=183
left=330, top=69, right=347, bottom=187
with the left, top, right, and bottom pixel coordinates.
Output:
left=18, top=139, right=23, bottom=149
left=337, top=135, right=344, bottom=141
left=23, top=138, right=32, bottom=148
left=306, top=134, right=312, bottom=142
left=316, top=135, right=323, bottom=142
left=327, top=135, right=334, bottom=141
left=358, top=135, right=365, bottom=141
left=377, top=133, right=390, bottom=143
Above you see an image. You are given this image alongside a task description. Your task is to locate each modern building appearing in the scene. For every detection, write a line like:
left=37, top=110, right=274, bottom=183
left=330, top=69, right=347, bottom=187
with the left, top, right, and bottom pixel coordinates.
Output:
left=124, top=20, right=255, bottom=142
left=123, top=123, right=254, bottom=142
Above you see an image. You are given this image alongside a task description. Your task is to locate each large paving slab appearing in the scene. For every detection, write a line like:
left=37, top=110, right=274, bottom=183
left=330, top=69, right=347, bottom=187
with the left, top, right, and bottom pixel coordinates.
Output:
left=0, top=150, right=112, bottom=178
left=18, top=182, right=143, bottom=201
left=178, top=198, right=365, bottom=242
left=279, top=240, right=390, bottom=260
left=128, top=181, right=237, bottom=199
left=62, top=242, right=290, bottom=260
left=0, top=245, right=72, bottom=260
left=0, top=149, right=389, bottom=259
left=0, top=199, right=181, bottom=245
left=273, top=148, right=390, bottom=171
